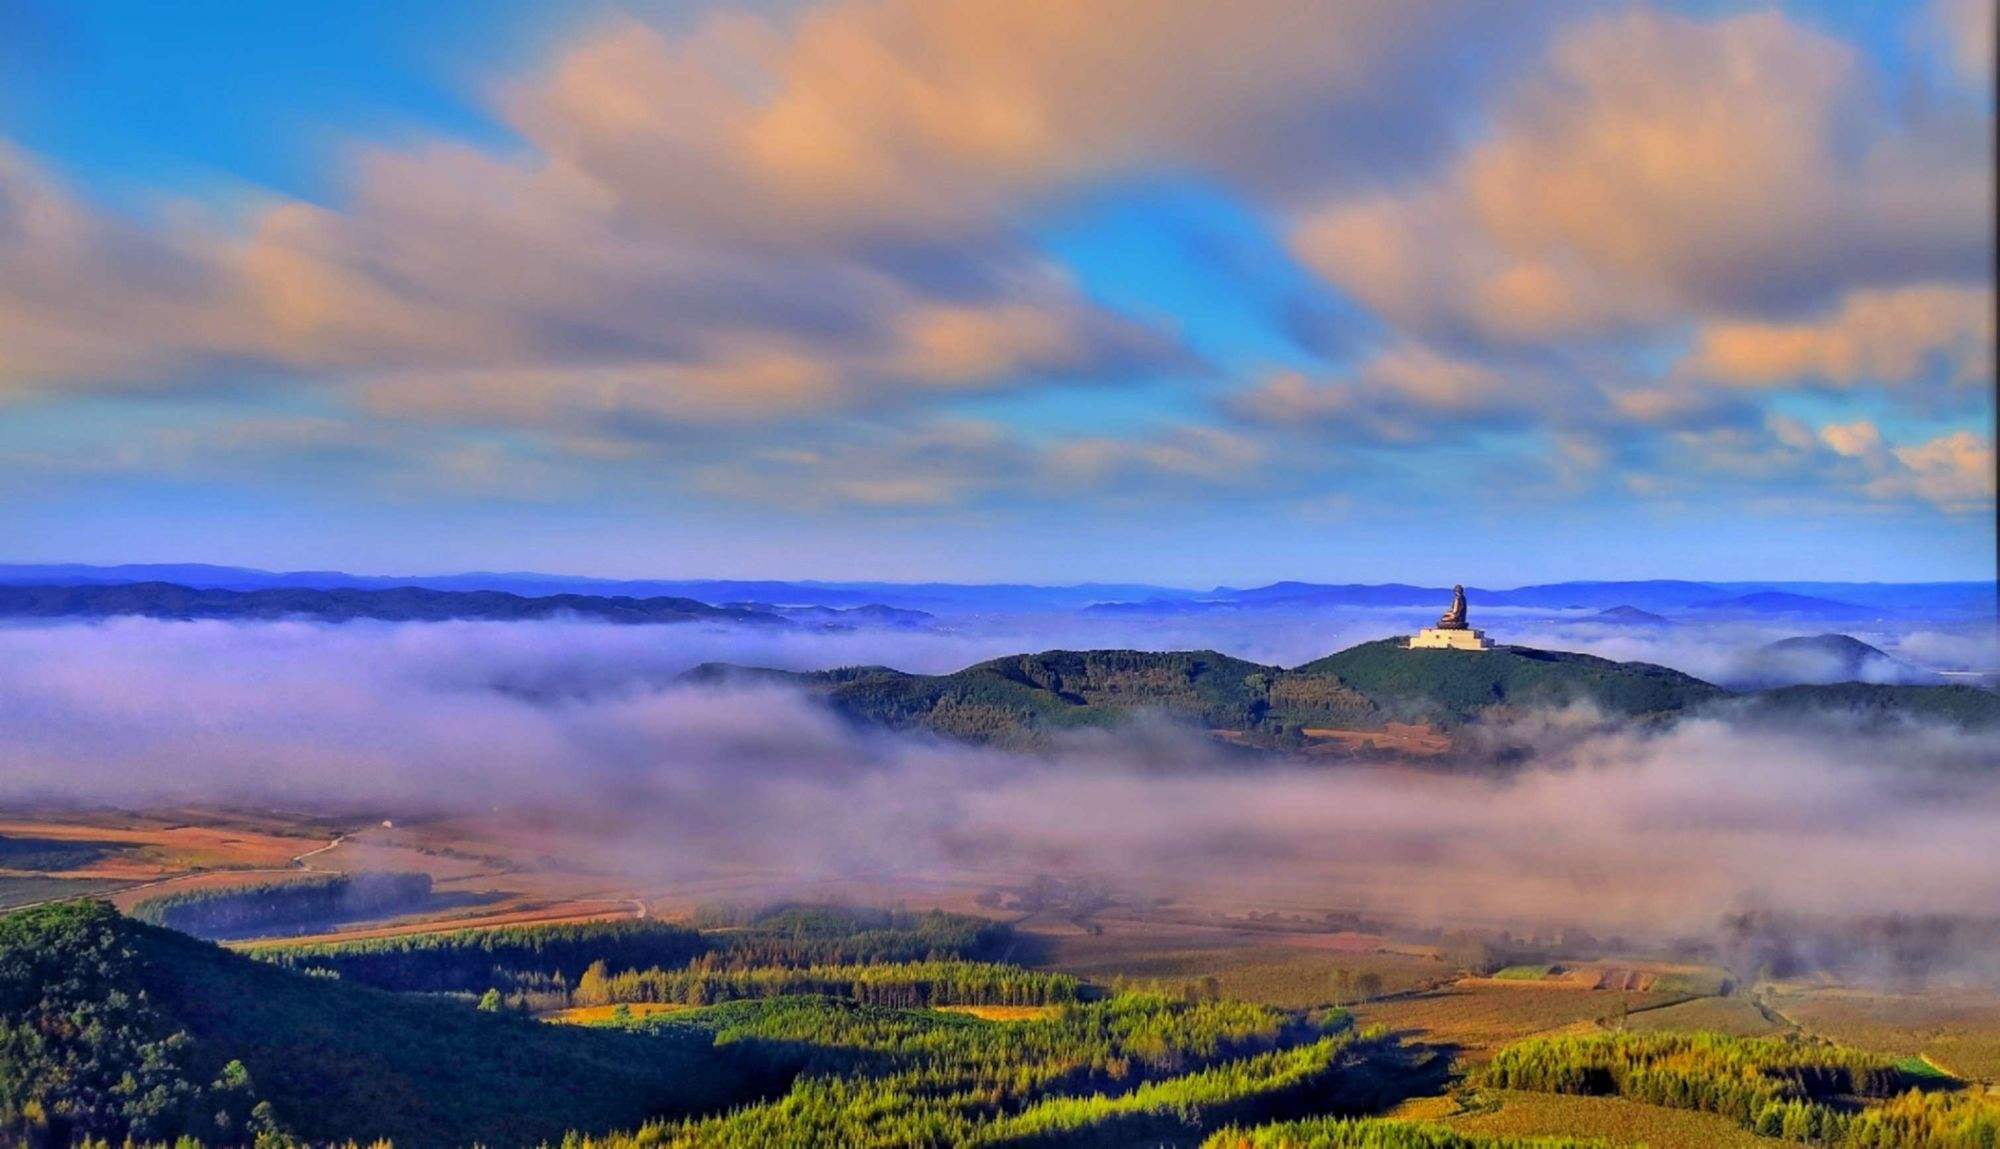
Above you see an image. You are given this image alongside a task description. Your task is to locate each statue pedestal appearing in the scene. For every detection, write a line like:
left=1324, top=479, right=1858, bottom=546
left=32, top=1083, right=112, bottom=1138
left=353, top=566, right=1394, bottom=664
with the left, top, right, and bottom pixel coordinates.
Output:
left=1408, top=627, right=1493, bottom=651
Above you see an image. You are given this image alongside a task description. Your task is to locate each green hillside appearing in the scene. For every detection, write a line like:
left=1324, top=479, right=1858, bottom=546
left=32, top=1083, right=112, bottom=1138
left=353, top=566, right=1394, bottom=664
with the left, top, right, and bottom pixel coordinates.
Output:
left=830, top=650, right=1305, bottom=743
left=1293, top=639, right=1727, bottom=726
left=700, top=641, right=1718, bottom=744
left=695, top=639, right=1995, bottom=746
left=0, top=901, right=753, bottom=1148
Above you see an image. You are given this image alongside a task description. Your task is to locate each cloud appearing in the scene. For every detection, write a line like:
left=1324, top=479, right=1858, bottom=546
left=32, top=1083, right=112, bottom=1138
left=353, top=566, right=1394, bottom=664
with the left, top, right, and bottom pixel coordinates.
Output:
left=1682, top=284, right=1994, bottom=402
left=1808, top=419, right=1998, bottom=512
left=1289, top=8, right=1994, bottom=344
left=1818, top=419, right=1883, bottom=459
left=0, top=2, right=1988, bottom=533
left=1874, top=430, right=1998, bottom=511
left=1608, top=409, right=1995, bottom=516
left=0, top=73, right=1185, bottom=430
left=0, top=145, right=249, bottom=391
left=503, top=4, right=1523, bottom=242
left=1927, top=0, right=1996, bottom=87
left=689, top=419, right=1269, bottom=511
left=1, top=1, right=1526, bottom=425
left=1228, top=345, right=1590, bottom=447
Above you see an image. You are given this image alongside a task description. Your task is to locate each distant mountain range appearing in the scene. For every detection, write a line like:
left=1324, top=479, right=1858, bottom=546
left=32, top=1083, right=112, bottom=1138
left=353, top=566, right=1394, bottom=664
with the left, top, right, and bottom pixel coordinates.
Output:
left=4, top=564, right=1992, bottom=618
left=1683, top=591, right=1872, bottom=618
left=0, top=564, right=1170, bottom=611
left=727, top=602, right=938, bottom=629
left=0, top=582, right=789, bottom=627
left=689, top=639, right=2000, bottom=748
left=1089, top=581, right=1984, bottom=618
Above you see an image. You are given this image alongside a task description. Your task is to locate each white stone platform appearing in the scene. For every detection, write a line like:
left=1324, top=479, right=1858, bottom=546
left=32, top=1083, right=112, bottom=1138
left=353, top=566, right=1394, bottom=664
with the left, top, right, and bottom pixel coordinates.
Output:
left=1408, top=627, right=1493, bottom=651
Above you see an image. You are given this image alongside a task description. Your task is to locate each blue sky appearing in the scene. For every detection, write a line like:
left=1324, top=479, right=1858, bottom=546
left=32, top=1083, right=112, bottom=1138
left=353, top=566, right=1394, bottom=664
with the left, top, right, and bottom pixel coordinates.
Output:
left=0, top=0, right=1991, bottom=584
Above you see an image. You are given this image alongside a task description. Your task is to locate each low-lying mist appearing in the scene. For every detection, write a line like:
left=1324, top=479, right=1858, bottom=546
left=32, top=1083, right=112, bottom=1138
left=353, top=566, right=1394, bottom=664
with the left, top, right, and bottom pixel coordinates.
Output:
left=3, top=617, right=1996, bottom=980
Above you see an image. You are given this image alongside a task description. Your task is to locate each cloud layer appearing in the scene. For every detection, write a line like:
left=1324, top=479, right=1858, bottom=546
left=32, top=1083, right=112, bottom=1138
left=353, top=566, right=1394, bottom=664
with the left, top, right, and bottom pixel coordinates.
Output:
left=0, top=0, right=1991, bottom=562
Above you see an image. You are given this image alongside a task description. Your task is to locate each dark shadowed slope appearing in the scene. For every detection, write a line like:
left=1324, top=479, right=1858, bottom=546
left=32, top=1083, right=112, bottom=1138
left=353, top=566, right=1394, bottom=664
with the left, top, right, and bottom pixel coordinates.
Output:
left=0, top=901, right=753, bottom=1148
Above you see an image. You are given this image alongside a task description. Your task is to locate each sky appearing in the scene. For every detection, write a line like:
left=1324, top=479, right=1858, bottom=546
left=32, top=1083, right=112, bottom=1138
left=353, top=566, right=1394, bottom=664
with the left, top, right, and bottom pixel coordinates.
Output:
left=0, top=0, right=1993, bottom=585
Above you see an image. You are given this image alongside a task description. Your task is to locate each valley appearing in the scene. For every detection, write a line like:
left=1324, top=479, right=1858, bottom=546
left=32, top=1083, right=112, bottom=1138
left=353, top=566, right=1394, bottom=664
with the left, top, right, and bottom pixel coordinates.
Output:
left=6, top=796, right=2000, bottom=1147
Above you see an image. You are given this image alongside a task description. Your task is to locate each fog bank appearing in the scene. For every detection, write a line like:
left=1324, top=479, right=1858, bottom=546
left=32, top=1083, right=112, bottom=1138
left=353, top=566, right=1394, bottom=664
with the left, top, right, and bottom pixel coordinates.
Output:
left=3, top=618, right=1996, bottom=965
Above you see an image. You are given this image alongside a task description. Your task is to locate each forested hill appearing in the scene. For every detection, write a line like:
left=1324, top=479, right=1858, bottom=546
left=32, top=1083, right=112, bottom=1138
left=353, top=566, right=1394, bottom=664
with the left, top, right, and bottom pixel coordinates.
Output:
left=691, top=640, right=2000, bottom=747
left=0, top=901, right=753, bottom=1147
left=0, top=581, right=785, bottom=626
left=1292, top=640, right=1727, bottom=725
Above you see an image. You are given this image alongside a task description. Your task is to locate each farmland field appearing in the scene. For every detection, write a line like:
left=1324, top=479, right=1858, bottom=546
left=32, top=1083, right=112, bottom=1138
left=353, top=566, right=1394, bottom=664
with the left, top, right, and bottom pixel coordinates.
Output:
left=1620, top=993, right=1786, bottom=1037
left=1026, top=917, right=1453, bottom=1008
left=1766, top=986, right=2000, bottom=1082
left=1350, top=983, right=1694, bottom=1056
left=0, top=874, right=130, bottom=910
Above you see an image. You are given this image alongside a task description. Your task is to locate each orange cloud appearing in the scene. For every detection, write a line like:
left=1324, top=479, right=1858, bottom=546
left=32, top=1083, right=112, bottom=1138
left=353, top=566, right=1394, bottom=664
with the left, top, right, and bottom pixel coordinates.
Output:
left=1878, top=431, right=1996, bottom=510
left=1291, top=8, right=1993, bottom=343
left=1682, top=284, right=1993, bottom=395
left=1817, top=420, right=1882, bottom=459
left=506, top=3, right=1500, bottom=244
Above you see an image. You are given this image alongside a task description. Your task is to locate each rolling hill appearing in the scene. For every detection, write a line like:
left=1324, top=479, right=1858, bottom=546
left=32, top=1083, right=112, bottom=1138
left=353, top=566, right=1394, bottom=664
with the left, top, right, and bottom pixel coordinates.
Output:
left=0, top=901, right=754, bottom=1148
left=695, top=640, right=1721, bottom=745
left=1590, top=605, right=1673, bottom=626
left=694, top=638, right=1997, bottom=747
left=1731, top=633, right=1931, bottom=688
left=1293, top=639, right=1727, bottom=724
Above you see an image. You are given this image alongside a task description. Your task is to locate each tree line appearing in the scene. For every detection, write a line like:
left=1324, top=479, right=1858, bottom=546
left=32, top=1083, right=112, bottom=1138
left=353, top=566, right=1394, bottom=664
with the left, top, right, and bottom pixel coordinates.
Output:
left=572, top=957, right=1080, bottom=1009
left=1479, top=1030, right=1994, bottom=1147
left=257, top=904, right=1010, bottom=998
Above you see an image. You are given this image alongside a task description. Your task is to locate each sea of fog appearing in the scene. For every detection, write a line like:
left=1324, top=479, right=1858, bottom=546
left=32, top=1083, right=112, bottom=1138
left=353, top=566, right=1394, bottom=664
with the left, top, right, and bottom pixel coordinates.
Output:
left=3, top=613, right=1997, bottom=974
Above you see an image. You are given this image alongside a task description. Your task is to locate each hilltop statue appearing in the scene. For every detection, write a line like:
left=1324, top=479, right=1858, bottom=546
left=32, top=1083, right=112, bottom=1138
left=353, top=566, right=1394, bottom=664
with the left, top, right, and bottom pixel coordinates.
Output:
left=1437, top=584, right=1469, bottom=630
left=1409, top=583, right=1493, bottom=651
